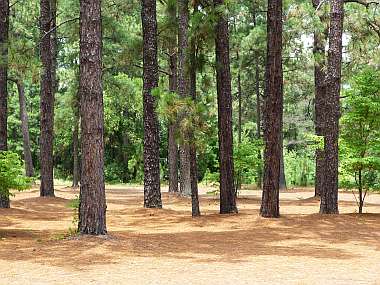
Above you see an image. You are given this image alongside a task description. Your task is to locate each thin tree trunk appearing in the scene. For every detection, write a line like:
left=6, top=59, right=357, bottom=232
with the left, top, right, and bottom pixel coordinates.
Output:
left=40, top=0, right=55, bottom=197
left=236, top=51, right=242, bottom=193
left=142, top=0, right=162, bottom=208
left=214, top=0, right=238, bottom=214
left=72, top=113, right=80, bottom=188
left=78, top=0, right=107, bottom=235
left=358, top=169, right=363, bottom=214
left=177, top=0, right=191, bottom=197
left=167, top=2, right=179, bottom=194
left=0, top=0, right=10, bottom=208
left=189, top=30, right=200, bottom=217
left=260, top=0, right=283, bottom=218
left=9, top=78, right=34, bottom=177
left=256, top=60, right=263, bottom=190
left=320, top=0, right=344, bottom=215
left=313, top=0, right=328, bottom=197
left=279, top=134, right=286, bottom=190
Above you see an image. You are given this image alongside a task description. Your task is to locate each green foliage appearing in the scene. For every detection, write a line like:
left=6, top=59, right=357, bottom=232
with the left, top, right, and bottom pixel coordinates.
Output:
left=0, top=151, right=32, bottom=198
left=284, top=149, right=315, bottom=187
left=340, top=68, right=380, bottom=191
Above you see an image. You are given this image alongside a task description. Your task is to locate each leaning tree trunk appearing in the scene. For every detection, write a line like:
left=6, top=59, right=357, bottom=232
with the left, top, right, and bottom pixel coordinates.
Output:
left=141, top=0, right=162, bottom=208
left=9, top=78, right=34, bottom=177
left=40, top=0, right=55, bottom=197
left=214, top=0, right=238, bottom=214
left=177, top=0, right=192, bottom=197
left=320, top=0, right=344, bottom=215
left=167, top=2, right=179, bottom=194
left=78, top=0, right=107, bottom=235
left=260, top=0, right=283, bottom=218
left=0, top=0, right=10, bottom=208
left=313, top=0, right=328, bottom=197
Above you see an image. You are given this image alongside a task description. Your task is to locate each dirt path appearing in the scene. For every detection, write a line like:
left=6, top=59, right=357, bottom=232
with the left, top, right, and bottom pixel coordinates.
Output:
left=1, top=186, right=380, bottom=284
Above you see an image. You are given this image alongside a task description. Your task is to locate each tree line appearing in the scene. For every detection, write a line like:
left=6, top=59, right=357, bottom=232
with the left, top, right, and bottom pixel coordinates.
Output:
left=1, top=0, right=380, bottom=234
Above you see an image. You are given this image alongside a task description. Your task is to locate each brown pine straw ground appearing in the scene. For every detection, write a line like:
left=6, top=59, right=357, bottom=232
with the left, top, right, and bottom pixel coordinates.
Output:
left=1, top=185, right=380, bottom=285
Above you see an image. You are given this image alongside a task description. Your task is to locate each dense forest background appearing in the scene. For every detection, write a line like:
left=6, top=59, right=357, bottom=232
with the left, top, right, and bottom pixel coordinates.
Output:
left=4, top=0, right=380, bottom=190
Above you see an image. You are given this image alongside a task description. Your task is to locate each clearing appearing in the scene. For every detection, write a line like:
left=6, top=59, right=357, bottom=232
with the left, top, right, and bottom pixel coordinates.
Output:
left=0, top=185, right=380, bottom=285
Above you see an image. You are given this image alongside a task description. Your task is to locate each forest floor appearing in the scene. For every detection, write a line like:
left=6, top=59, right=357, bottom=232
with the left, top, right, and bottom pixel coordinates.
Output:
left=1, top=185, right=380, bottom=285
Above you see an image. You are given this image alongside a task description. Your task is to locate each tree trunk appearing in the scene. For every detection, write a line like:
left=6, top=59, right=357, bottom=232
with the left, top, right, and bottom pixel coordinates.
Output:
left=189, top=32, right=200, bottom=217
left=167, top=3, right=179, bottom=193
left=313, top=0, right=328, bottom=197
left=358, top=169, right=363, bottom=214
left=40, top=0, right=55, bottom=197
left=236, top=51, right=242, bottom=194
left=72, top=113, right=80, bottom=188
left=256, top=60, right=263, bottom=190
left=214, top=0, right=238, bottom=214
left=260, top=0, right=283, bottom=218
left=177, top=0, right=191, bottom=197
left=279, top=134, right=286, bottom=190
left=9, top=78, right=34, bottom=177
left=141, top=0, right=162, bottom=208
left=78, top=0, right=107, bottom=235
left=320, top=0, right=343, bottom=215
left=0, top=0, right=10, bottom=208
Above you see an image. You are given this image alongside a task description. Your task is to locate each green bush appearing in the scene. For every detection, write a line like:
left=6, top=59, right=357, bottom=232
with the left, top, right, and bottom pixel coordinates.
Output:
left=0, top=151, right=32, bottom=199
left=284, top=150, right=315, bottom=187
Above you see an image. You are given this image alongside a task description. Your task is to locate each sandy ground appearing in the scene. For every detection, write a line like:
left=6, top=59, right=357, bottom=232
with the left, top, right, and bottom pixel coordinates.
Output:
left=1, top=185, right=380, bottom=285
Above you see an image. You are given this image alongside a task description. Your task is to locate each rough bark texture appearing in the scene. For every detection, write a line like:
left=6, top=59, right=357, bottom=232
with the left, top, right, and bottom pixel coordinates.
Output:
left=177, top=0, right=191, bottom=197
left=0, top=0, right=10, bottom=208
left=320, top=0, right=344, bottom=214
left=313, top=0, right=328, bottom=197
left=78, top=0, right=107, bottom=235
left=236, top=51, right=242, bottom=194
left=167, top=4, right=179, bottom=194
left=10, top=78, right=34, bottom=177
left=141, top=0, right=162, bottom=208
left=39, top=0, right=55, bottom=197
left=260, top=0, right=283, bottom=218
left=214, top=0, right=238, bottom=214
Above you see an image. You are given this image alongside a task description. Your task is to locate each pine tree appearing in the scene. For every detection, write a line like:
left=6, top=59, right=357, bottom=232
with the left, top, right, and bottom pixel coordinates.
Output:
left=78, top=0, right=107, bottom=235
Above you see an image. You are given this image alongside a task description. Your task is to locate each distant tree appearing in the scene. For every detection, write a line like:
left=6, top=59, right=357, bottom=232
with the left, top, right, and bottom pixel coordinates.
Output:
left=78, top=0, right=107, bottom=235
left=214, top=0, right=238, bottom=214
left=8, top=77, right=34, bottom=177
left=0, top=0, right=10, bottom=208
left=340, top=69, right=380, bottom=214
left=260, top=0, right=283, bottom=218
left=320, top=0, right=344, bottom=214
left=141, top=0, right=162, bottom=208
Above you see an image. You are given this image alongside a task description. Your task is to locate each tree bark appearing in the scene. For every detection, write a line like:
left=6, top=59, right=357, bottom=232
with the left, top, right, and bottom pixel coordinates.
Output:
left=260, top=0, right=283, bottom=218
left=78, top=0, right=107, bottom=235
left=177, top=0, right=191, bottom=197
left=40, top=0, right=55, bottom=197
left=313, top=0, right=328, bottom=197
left=320, top=0, right=344, bottom=215
left=9, top=78, right=34, bottom=177
left=214, top=0, right=238, bottom=214
left=236, top=51, right=242, bottom=194
left=142, top=0, right=162, bottom=208
left=0, top=0, right=10, bottom=208
left=358, top=169, right=363, bottom=214
left=167, top=2, right=179, bottom=194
